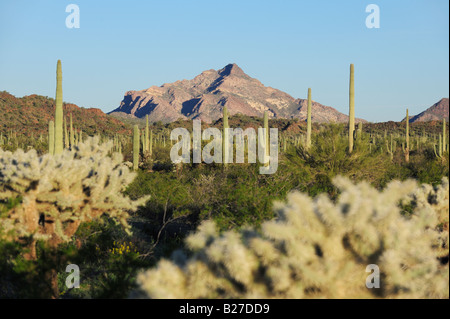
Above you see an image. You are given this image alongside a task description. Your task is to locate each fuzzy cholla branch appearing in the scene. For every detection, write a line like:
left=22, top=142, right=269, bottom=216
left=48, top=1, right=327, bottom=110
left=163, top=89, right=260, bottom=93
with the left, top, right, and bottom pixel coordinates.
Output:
left=0, top=136, right=149, bottom=258
left=133, top=177, right=448, bottom=299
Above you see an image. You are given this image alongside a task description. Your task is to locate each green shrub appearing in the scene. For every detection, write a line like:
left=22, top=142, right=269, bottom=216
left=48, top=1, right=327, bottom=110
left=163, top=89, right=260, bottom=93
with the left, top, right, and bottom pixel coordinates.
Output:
left=132, top=177, right=449, bottom=299
left=0, top=136, right=149, bottom=259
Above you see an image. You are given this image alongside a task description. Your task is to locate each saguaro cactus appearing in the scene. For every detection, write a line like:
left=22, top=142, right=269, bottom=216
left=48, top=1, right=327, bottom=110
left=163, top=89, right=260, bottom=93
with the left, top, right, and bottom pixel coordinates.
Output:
left=223, top=106, right=229, bottom=166
left=405, top=109, right=410, bottom=163
left=48, top=120, right=55, bottom=155
left=264, top=110, right=269, bottom=151
left=434, top=135, right=442, bottom=159
left=306, top=88, right=312, bottom=149
left=434, top=125, right=447, bottom=159
left=386, top=134, right=395, bottom=160
left=348, top=64, right=355, bottom=154
left=54, top=60, right=64, bottom=154
left=443, top=118, right=447, bottom=153
left=357, top=122, right=363, bottom=140
left=150, top=130, right=153, bottom=156
left=64, top=116, right=69, bottom=149
left=133, top=125, right=140, bottom=170
left=69, top=113, right=74, bottom=148
left=145, top=115, right=150, bottom=154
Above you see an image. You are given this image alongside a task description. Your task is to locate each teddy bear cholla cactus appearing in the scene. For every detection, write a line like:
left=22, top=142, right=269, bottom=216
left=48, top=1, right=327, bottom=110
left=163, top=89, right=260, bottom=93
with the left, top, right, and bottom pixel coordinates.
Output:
left=0, top=136, right=149, bottom=259
left=133, top=177, right=448, bottom=299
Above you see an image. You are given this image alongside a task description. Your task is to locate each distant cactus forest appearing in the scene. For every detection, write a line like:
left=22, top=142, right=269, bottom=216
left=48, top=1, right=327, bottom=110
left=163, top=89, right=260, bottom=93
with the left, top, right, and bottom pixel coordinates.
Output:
left=0, top=61, right=448, bottom=299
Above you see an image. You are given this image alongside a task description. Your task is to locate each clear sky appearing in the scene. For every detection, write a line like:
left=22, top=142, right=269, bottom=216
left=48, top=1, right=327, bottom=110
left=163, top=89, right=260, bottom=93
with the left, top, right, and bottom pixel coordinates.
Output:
left=0, top=0, right=448, bottom=122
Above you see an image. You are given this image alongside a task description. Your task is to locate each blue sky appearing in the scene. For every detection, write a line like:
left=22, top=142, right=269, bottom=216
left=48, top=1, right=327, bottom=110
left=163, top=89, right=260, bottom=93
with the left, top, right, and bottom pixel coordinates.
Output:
left=0, top=0, right=448, bottom=122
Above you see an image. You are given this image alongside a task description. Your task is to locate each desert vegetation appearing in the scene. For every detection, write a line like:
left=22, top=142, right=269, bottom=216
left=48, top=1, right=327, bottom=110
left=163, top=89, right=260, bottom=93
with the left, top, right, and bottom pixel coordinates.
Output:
left=0, top=61, right=448, bottom=299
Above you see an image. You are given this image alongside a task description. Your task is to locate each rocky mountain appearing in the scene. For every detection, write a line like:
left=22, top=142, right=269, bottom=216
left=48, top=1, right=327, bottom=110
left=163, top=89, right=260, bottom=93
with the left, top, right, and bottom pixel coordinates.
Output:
left=110, top=63, right=365, bottom=124
left=0, top=91, right=129, bottom=136
left=408, top=98, right=449, bottom=123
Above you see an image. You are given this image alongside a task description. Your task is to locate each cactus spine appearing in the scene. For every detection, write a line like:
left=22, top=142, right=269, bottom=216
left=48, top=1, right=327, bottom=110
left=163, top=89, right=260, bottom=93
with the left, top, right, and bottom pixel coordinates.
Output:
left=54, top=60, right=64, bottom=154
left=348, top=64, right=355, bottom=154
left=306, top=88, right=312, bottom=149
left=48, top=120, right=55, bottom=155
left=133, top=125, right=139, bottom=171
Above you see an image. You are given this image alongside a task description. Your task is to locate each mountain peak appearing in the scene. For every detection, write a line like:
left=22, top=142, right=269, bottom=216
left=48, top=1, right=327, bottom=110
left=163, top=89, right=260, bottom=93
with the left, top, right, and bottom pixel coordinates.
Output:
left=111, top=64, right=365, bottom=123
left=218, top=63, right=245, bottom=77
left=408, top=98, right=449, bottom=122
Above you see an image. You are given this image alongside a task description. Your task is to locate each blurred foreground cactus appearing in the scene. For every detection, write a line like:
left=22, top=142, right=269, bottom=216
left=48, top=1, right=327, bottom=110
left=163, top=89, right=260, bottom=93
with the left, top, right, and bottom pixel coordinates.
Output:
left=133, top=177, right=448, bottom=299
left=0, top=136, right=149, bottom=259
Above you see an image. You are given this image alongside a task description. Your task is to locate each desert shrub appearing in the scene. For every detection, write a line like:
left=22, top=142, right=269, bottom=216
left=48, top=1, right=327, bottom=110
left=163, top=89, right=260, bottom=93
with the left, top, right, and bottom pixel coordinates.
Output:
left=286, top=125, right=392, bottom=195
left=382, top=147, right=449, bottom=186
left=132, top=177, right=448, bottom=299
left=51, top=217, right=148, bottom=299
left=0, top=136, right=149, bottom=259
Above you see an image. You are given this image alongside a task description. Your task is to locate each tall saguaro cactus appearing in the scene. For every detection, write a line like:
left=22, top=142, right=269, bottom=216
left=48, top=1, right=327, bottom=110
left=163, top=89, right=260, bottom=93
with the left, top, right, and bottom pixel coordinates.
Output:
left=405, top=109, right=410, bottom=163
left=223, top=106, right=229, bottom=167
left=69, top=113, right=74, bottom=148
left=54, top=60, right=64, bottom=154
left=264, top=110, right=269, bottom=152
left=443, top=118, right=447, bottom=153
left=150, top=130, right=153, bottom=156
left=48, top=120, right=55, bottom=155
left=144, top=115, right=150, bottom=154
left=348, top=63, right=355, bottom=154
left=263, top=111, right=270, bottom=166
left=133, top=125, right=140, bottom=171
left=64, top=116, right=69, bottom=149
left=306, top=88, right=312, bottom=149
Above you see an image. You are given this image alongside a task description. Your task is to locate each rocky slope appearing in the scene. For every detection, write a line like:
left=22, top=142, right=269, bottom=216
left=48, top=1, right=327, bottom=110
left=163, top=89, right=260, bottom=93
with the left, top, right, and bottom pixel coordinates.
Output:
left=408, top=98, right=449, bottom=122
left=0, top=91, right=129, bottom=136
left=110, top=63, right=366, bottom=124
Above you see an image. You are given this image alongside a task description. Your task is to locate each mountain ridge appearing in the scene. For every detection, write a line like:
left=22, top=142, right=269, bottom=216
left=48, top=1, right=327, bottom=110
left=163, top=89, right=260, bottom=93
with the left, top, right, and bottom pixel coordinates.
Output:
left=110, top=63, right=367, bottom=124
left=0, top=91, right=130, bottom=137
left=407, top=98, right=449, bottom=123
